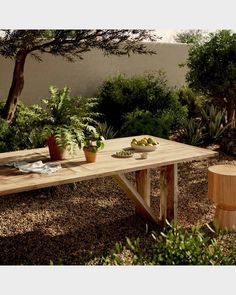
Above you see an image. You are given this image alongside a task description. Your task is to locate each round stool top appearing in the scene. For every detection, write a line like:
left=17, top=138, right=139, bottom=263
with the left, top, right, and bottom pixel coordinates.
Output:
left=208, top=165, right=236, bottom=176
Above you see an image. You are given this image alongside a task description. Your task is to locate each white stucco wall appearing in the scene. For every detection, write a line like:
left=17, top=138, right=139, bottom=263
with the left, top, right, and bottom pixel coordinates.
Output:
left=0, top=42, right=189, bottom=105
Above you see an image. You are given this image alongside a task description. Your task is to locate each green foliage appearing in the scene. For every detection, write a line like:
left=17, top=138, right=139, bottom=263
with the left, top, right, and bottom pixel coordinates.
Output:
left=0, top=86, right=100, bottom=153
left=96, top=122, right=118, bottom=139
left=97, top=73, right=187, bottom=137
left=83, top=126, right=105, bottom=153
left=176, top=86, right=209, bottom=118
left=174, top=30, right=207, bottom=44
left=35, top=85, right=99, bottom=154
left=186, top=30, right=236, bottom=122
left=0, top=30, right=157, bottom=60
left=179, top=104, right=230, bottom=145
left=99, top=222, right=236, bottom=265
left=120, top=110, right=173, bottom=138
left=0, top=99, right=44, bottom=152
left=179, top=118, right=204, bottom=146
left=201, top=104, right=230, bottom=143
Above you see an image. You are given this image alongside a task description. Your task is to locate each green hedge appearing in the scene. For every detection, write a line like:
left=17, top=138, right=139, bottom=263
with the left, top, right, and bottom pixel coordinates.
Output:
left=97, top=73, right=187, bottom=138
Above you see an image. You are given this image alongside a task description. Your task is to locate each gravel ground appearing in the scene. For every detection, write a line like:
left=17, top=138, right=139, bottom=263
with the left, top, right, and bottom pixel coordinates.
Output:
left=0, top=147, right=235, bottom=265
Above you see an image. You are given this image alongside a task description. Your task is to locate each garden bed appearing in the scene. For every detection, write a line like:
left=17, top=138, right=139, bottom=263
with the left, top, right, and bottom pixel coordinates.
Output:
left=0, top=147, right=235, bottom=265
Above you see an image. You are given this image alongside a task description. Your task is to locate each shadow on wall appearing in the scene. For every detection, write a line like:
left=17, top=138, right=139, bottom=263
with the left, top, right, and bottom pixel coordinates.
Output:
left=0, top=42, right=189, bottom=105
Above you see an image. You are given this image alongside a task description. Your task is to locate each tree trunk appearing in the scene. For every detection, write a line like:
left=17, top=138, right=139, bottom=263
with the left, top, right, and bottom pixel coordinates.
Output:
left=2, top=51, right=28, bottom=124
left=226, top=99, right=235, bottom=128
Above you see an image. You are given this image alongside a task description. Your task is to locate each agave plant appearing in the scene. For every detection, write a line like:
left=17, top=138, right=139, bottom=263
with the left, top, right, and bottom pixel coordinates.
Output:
left=96, top=121, right=118, bottom=139
left=179, top=118, right=204, bottom=146
left=201, top=104, right=231, bottom=142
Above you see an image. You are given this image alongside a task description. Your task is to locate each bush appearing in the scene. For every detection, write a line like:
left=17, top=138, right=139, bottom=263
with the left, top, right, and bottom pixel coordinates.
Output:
left=97, top=73, right=188, bottom=137
left=0, top=100, right=44, bottom=152
left=97, top=222, right=236, bottom=265
left=120, top=110, right=173, bottom=138
left=176, top=86, right=209, bottom=119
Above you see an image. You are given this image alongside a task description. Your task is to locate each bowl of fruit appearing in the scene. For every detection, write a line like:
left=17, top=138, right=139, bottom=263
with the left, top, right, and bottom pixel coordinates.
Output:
left=131, top=137, right=159, bottom=152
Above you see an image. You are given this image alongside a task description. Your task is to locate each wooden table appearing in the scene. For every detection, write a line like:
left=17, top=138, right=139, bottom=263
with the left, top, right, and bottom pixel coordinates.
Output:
left=0, top=135, right=218, bottom=225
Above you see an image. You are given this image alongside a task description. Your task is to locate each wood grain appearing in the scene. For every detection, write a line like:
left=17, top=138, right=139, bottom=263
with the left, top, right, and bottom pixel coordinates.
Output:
left=0, top=135, right=217, bottom=197
left=113, top=173, right=158, bottom=224
left=159, top=164, right=178, bottom=225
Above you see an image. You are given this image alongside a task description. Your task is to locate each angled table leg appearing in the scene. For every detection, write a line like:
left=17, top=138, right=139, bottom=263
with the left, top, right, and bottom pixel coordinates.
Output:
left=113, top=173, right=158, bottom=224
left=159, top=164, right=178, bottom=226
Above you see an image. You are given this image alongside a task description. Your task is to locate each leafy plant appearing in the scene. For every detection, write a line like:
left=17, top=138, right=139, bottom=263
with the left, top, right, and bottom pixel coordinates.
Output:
left=201, top=104, right=230, bottom=143
left=97, top=73, right=187, bottom=136
left=179, top=118, right=204, bottom=146
left=0, top=99, right=44, bottom=152
left=186, top=30, right=236, bottom=124
left=99, top=221, right=236, bottom=265
left=176, top=86, right=209, bottom=119
left=96, top=122, right=118, bottom=139
left=120, top=110, right=174, bottom=138
left=83, top=126, right=105, bottom=153
left=35, top=85, right=99, bottom=155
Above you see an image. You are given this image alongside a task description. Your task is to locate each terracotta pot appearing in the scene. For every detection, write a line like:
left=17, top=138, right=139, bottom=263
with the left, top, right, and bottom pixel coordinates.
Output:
left=47, top=136, right=67, bottom=160
left=83, top=147, right=97, bottom=163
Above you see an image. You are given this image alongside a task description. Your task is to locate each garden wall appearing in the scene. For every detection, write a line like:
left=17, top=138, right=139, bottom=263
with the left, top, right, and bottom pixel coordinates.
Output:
left=0, top=42, right=189, bottom=105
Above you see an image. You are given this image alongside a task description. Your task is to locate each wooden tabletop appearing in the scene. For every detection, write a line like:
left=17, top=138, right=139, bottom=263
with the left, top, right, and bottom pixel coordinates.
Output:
left=0, top=135, right=218, bottom=196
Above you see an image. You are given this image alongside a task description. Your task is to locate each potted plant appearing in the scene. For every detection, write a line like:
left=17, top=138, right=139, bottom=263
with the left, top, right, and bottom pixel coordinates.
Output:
left=36, top=85, right=99, bottom=160
left=83, top=126, right=105, bottom=163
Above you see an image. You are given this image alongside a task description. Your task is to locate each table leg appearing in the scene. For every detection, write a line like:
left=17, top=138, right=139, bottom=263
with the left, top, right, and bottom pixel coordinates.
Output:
left=113, top=173, right=158, bottom=224
left=135, top=169, right=150, bottom=215
left=159, top=164, right=178, bottom=225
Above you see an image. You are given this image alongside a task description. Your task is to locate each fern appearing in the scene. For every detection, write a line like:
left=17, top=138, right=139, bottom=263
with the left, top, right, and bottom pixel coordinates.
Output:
left=32, top=85, right=100, bottom=155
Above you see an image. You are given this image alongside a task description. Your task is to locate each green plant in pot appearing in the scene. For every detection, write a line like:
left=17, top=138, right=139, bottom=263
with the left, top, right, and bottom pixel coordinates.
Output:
left=83, top=126, right=105, bottom=163
left=37, top=85, right=99, bottom=160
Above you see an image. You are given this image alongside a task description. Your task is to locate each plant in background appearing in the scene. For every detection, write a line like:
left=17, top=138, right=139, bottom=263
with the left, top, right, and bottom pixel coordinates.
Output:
left=120, top=110, right=173, bottom=138
left=97, top=73, right=187, bottom=137
left=96, top=122, right=118, bottom=139
left=0, top=99, right=44, bottom=152
left=179, top=118, right=204, bottom=146
left=176, top=86, right=209, bottom=119
left=186, top=30, right=236, bottom=125
left=201, top=104, right=230, bottom=143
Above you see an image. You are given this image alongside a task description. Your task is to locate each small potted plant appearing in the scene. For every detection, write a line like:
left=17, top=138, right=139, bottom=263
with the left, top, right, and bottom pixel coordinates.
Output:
left=35, top=85, right=99, bottom=160
left=83, top=126, right=105, bottom=163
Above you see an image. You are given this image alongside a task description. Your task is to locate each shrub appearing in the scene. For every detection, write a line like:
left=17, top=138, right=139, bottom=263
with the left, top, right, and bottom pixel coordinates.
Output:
left=98, top=222, right=236, bottom=265
left=176, top=86, right=209, bottom=118
left=97, top=73, right=187, bottom=136
left=120, top=110, right=173, bottom=138
left=186, top=30, right=236, bottom=123
left=0, top=100, right=44, bottom=152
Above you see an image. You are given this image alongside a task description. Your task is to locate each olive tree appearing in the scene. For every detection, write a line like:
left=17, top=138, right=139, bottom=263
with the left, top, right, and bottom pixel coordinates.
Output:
left=0, top=30, right=158, bottom=123
left=186, top=30, right=236, bottom=124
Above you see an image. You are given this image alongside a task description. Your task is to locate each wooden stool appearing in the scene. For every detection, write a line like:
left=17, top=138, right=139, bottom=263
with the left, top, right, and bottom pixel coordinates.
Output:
left=208, top=165, right=236, bottom=231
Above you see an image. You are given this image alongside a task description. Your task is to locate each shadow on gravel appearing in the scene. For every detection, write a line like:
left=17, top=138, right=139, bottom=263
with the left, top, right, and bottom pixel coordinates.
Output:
left=0, top=215, right=158, bottom=265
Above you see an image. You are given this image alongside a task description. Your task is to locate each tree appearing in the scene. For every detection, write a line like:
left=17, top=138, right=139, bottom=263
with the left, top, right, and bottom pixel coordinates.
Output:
left=174, top=30, right=206, bottom=44
left=0, top=30, right=158, bottom=123
left=186, top=30, right=236, bottom=124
